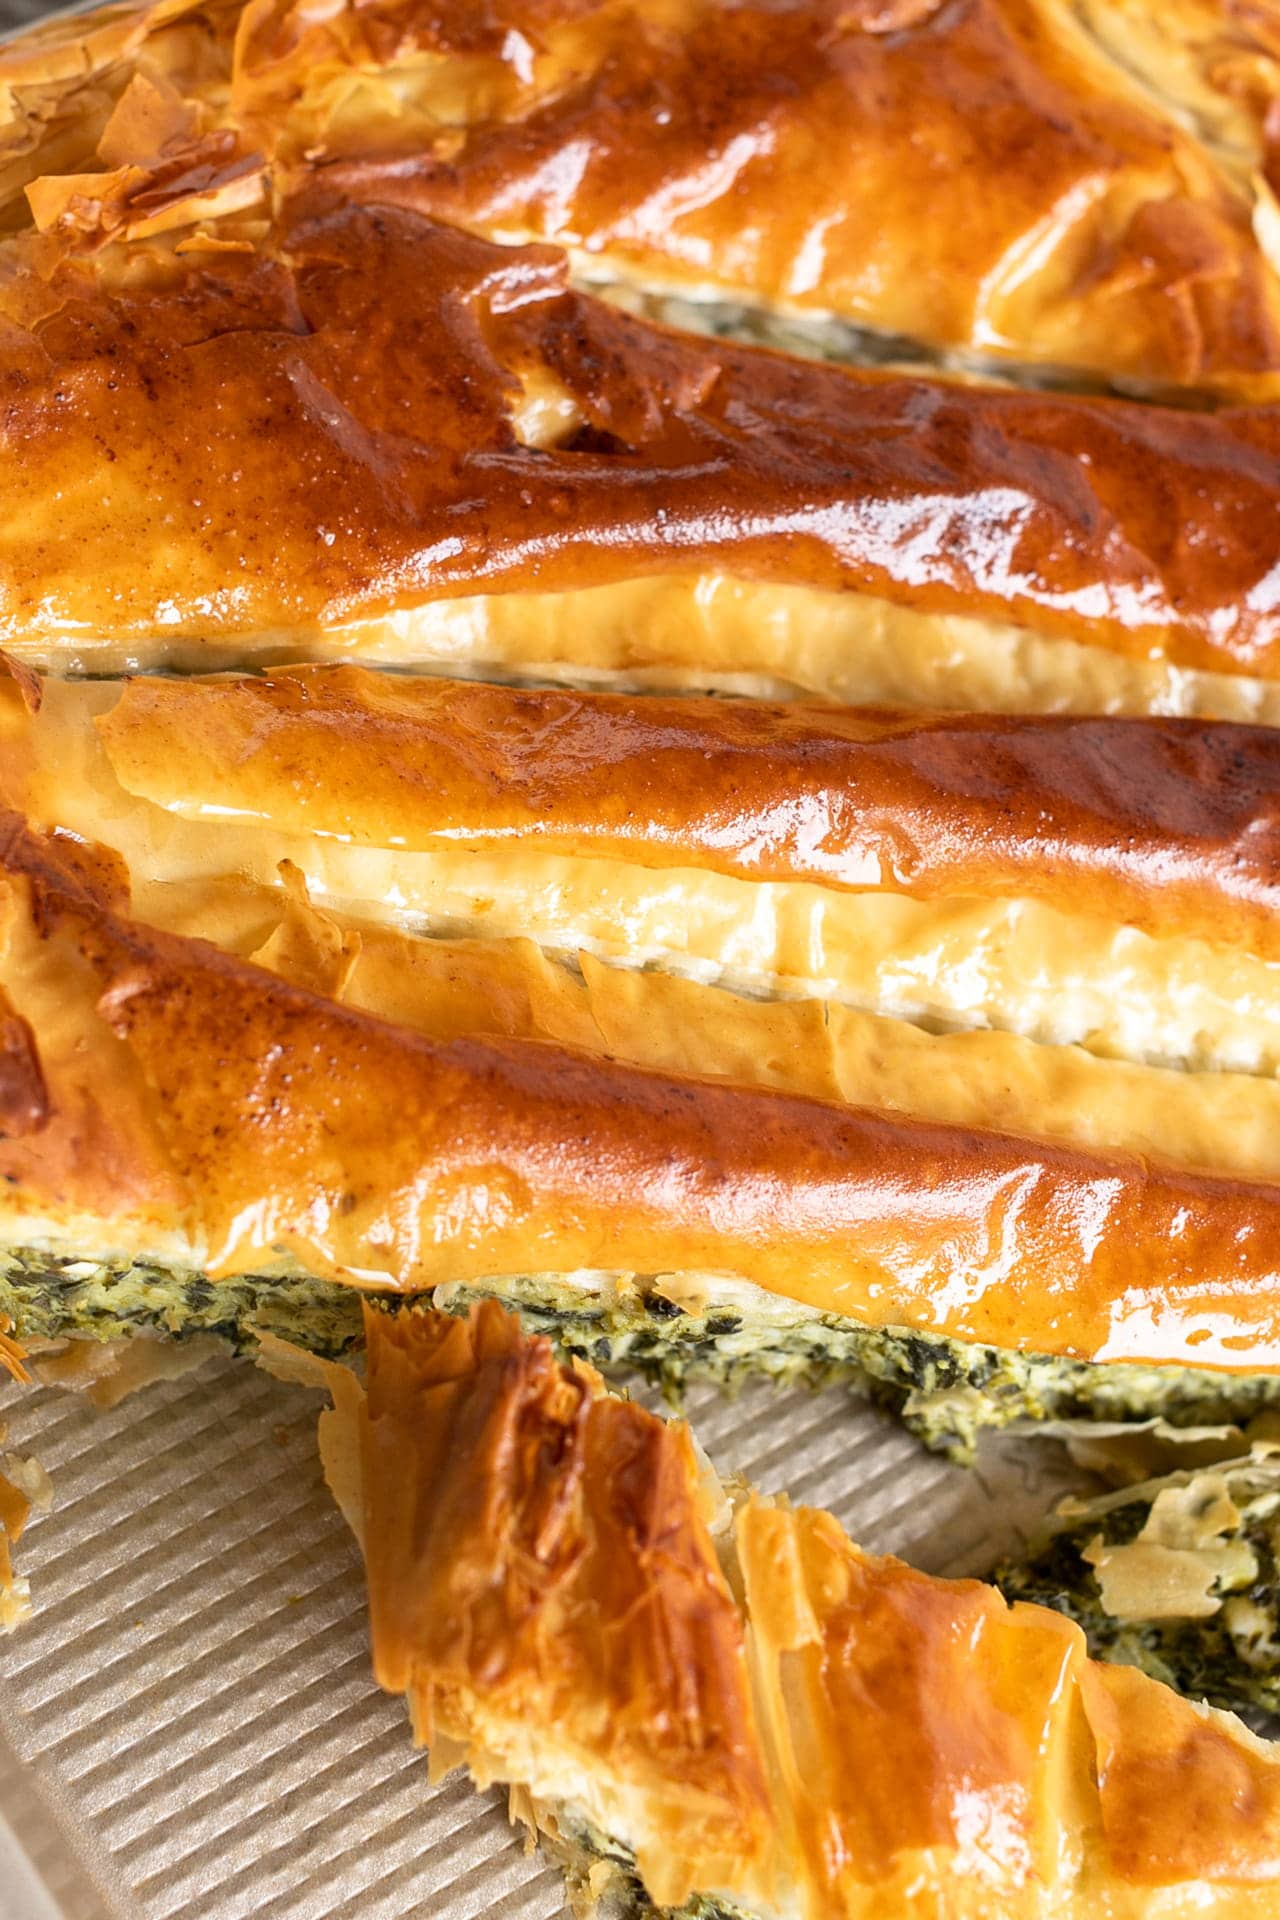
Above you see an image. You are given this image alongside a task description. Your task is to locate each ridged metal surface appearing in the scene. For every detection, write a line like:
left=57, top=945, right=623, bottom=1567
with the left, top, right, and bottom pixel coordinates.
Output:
left=0, top=1352, right=1074, bottom=1920
left=0, top=0, right=74, bottom=27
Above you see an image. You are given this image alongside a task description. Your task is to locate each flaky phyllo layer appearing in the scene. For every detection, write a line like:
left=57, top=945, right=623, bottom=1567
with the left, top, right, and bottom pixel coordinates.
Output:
left=10, top=0, right=1280, bottom=1795
left=4, top=674, right=1280, bottom=1373
left=20, top=666, right=1280, bottom=1068
left=9, top=666, right=1280, bottom=1456
left=272, top=1298, right=1280, bottom=1920
left=7, top=1, right=1280, bottom=715
left=11, top=0, right=1280, bottom=402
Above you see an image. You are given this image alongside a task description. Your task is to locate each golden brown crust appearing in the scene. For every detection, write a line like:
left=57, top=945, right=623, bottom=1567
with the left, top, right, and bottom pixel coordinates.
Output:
left=1080, top=1660, right=1280, bottom=1885
left=11, top=671, right=1280, bottom=1080
left=12, top=0, right=1280, bottom=394
left=6, top=194, right=1280, bottom=678
left=0, top=0, right=248, bottom=234
left=28, top=833, right=1280, bottom=1199
left=11, top=818, right=1280, bottom=1369
left=363, top=1300, right=771, bottom=1907
left=352, top=1300, right=1280, bottom=1912
left=98, top=665, right=1280, bottom=958
left=234, top=0, right=1280, bottom=394
left=10, top=805, right=1280, bottom=1219
left=7, top=0, right=1280, bottom=693
left=736, top=1500, right=1089, bottom=1898
left=0, top=820, right=190, bottom=1228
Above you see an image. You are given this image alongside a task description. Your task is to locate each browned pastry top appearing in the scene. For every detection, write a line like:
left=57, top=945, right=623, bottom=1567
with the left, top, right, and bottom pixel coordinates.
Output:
left=236, top=0, right=1280, bottom=392
left=9, top=819, right=1280, bottom=1371
left=9, top=0, right=1280, bottom=394
left=99, top=666, right=1280, bottom=956
left=363, top=1301, right=772, bottom=1907
left=6, top=195, right=1280, bottom=673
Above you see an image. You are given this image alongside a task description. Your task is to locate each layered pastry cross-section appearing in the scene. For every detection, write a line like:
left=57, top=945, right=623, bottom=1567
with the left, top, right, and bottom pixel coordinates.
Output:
left=11, top=663, right=1280, bottom=1449
left=19, top=665, right=1280, bottom=1073
left=3, top=159, right=1280, bottom=720
left=280, top=1296, right=1280, bottom=1919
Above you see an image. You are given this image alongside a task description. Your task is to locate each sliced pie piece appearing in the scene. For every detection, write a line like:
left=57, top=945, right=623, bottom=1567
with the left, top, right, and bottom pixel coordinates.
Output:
left=3, top=181, right=1280, bottom=717
left=288, top=1296, right=1280, bottom=1916
left=235, top=0, right=1280, bottom=398
left=10, top=813, right=1280, bottom=1453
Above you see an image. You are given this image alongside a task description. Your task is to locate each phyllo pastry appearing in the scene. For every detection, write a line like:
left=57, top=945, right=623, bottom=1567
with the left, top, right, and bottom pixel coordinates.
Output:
left=12, top=760, right=1280, bottom=1452
left=280, top=1295, right=1280, bottom=1919
left=3, top=164, right=1280, bottom=721
left=13, top=0, right=1280, bottom=398
left=264, top=0, right=1280, bottom=400
left=21, top=665, right=1280, bottom=1073
left=1057, top=3, right=1280, bottom=183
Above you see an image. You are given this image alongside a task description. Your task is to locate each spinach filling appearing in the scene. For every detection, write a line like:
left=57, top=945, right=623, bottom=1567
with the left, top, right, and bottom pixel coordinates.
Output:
left=0, top=1248, right=377, bottom=1360
left=550, top=1811, right=756, bottom=1920
left=434, top=1275, right=1280, bottom=1462
left=994, top=1449, right=1280, bottom=1720
left=592, top=283, right=1122, bottom=397
left=7, top=1250, right=1280, bottom=1464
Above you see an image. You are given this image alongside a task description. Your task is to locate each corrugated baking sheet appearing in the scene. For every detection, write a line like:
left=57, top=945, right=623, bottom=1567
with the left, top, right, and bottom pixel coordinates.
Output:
left=0, top=1350, right=1082, bottom=1920
left=0, top=0, right=90, bottom=34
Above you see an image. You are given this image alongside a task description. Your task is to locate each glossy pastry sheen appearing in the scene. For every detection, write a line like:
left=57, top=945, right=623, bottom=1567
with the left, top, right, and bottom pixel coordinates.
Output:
left=7, top=186, right=1280, bottom=704
left=329, top=1298, right=1280, bottom=1916
left=12, top=817, right=1280, bottom=1373
left=14, top=669, right=1280, bottom=1077
left=9, top=0, right=1280, bottom=710
left=15, top=744, right=1280, bottom=1445
left=95, top=666, right=1280, bottom=958
left=15, top=0, right=1280, bottom=395
left=21, top=665, right=1280, bottom=1160
left=273, top=0, right=1280, bottom=396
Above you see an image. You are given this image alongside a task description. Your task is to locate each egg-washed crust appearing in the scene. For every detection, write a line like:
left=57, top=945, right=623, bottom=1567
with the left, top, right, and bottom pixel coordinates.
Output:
left=362, top=1301, right=773, bottom=1910
left=14, top=814, right=1280, bottom=1373
left=23, top=670, right=1280, bottom=1079
left=9, top=178, right=1280, bottom=683
left=12, top=858, right=1280, bottom=1457
left=270, top=0, right=1280, bottom=398
left=340, top=1298, right=1280, bottom=1915
left=97, top=665, right=1280, bottom=960
left=25, top=0, right=1280, bottom=396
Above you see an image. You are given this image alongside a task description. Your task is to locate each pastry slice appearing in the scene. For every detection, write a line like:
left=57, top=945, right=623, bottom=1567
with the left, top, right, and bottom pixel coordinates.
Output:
left=12, top=0, right=1280, bottom=397
left=4, top=168, right=1280, bottom=721
left=278, top=1295, right=1280, bottom=1918
left=236, top=0, right=1280, bottom=399
left=11, top=810, right=1280, bottom=1452
left=20, top=665, right=1280, bottom=1074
